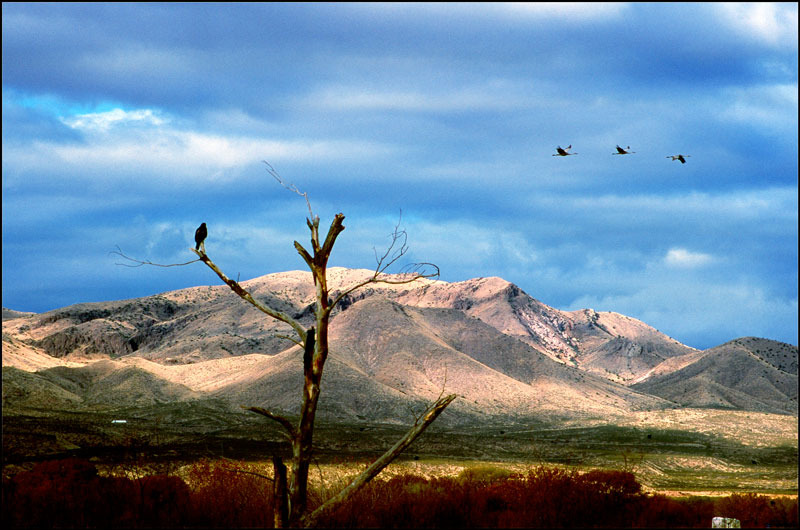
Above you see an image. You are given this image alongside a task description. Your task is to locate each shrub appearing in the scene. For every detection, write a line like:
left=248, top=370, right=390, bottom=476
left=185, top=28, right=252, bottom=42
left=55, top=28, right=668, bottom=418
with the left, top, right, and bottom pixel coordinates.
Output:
left=630, top=494, right=715, bottom=528
left=715, top=493, right=798, bottom=528
left=184, top=458, right=273, bottom=528
left=4, top=459, right=796, bottom=528
left=2, top=458, right=192, bottom=528
left=318, top=466, right=647, bottom=528
left=456, top=465, right=512, bottom=484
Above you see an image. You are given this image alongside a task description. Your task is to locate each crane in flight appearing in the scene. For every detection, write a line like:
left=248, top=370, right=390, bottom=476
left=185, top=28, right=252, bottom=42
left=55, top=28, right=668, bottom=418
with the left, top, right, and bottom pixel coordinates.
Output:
left=553, top=145, right=577, bottom=156
left=667, top=154, right=690, bottom=164
left=613, top=145, right=635, bottom=155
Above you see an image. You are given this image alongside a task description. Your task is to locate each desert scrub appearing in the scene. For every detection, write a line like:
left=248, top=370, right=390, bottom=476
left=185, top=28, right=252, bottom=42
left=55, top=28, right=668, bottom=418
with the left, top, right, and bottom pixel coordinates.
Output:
left=456, top=464, right=513, bottom=483
left=3, top=458, right=797, bottom=528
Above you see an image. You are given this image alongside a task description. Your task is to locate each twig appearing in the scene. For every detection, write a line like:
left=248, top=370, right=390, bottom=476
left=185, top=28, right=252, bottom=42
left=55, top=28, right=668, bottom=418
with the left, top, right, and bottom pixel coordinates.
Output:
left=263, top=160, right=314, bottom=220
left=111, top=246, right=200, bottom=267
left=328, top=214, right=439, bottom=312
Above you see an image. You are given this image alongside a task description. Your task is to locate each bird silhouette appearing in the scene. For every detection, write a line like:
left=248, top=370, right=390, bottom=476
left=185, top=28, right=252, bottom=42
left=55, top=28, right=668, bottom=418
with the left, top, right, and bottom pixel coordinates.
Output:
left=613, top=145, right=635, bottom=155
left=195, top=222, right=207, bottom=250
left=553, top=145, right=577, bottom=156
left=667, top=154, right=690, bottom=164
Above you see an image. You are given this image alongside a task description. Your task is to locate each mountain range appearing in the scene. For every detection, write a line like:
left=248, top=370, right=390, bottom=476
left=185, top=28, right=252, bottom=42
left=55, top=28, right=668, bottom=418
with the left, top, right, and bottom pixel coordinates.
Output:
left=3, top=268, right=797, bottom=426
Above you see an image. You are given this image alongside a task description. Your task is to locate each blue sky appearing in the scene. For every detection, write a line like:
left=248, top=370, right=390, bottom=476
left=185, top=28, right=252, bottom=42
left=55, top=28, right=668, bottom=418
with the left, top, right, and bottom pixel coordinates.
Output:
left=2, top=2, right=797, bottom=349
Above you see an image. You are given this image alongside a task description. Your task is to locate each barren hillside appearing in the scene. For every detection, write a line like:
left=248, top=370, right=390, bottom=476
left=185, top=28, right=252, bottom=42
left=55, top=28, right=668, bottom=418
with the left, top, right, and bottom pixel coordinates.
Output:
left=2, top=269, right=797, bottom=421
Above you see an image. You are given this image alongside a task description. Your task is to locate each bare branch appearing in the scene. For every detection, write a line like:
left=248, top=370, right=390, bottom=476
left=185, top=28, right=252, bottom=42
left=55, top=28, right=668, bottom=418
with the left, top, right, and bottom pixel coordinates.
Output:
left=301, top=394, right=457, bottom=528
left=263, top=160, right=314, bottom=219
left=243, top=406, right=299, bottom=440
left=328, top=216, right=439, bottom=312
left=293, top=240, right=314, bottom=271
left=113, top=245, right=306, bottom=344
left=373, top=212, right=410, bottom=271
left=274, top=334, right=303, bottom=347
left=192, top=248, right=307, bottom=340
left=216, top=457, right=275, bottom=483
left=111, top=246, right=200, bottom=268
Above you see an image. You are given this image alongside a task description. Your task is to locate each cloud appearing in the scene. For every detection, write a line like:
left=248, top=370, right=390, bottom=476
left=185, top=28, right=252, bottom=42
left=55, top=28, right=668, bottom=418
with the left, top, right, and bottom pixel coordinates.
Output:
left=307, top=78, right=539, bottom=113
left=4, top=103, right=398, bottom=183
left=716, top=3, right=799, bottom=49
left=716, top=83, right=798, bottom=134
left=60, top=107, right=168, bottom=132
left=2, top=3, right=797, bottom=351
left=354, top=2, right=629, bottom=23
left=496, top=2, right=628, bottom=20
left=335, top=216, right=540, bottom=283
left=569, top=280, right=798, bottom=349
left=567, top=188, right=798, bottom=225
left=663, top=248, right=714, bottom=268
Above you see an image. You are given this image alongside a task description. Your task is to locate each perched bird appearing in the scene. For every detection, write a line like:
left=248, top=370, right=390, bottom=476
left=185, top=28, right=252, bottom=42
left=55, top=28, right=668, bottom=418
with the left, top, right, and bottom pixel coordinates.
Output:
left=195, top=222, right=207, bottom=250
left=667, top=154, right=690, bottom=164
left=553, top=145, right=577, bottom=156
left=613, top=145, right=635, bottom=155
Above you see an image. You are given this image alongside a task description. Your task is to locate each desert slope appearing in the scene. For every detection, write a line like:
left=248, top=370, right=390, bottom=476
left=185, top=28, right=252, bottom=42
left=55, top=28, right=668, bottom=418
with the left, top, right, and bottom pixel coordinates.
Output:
left=632, top=337, right=798, bottom=414
left=3, top=269, right=796, bottom=420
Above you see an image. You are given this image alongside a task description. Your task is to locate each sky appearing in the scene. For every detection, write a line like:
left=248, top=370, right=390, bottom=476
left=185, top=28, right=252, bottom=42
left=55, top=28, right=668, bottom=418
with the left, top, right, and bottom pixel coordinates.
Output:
left=2, top=2, right=797, bottom=350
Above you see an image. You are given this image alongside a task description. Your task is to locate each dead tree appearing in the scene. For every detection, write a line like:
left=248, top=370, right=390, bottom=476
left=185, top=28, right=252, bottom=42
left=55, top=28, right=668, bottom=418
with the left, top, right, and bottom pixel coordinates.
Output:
left=185, top=165, right=454, bottom=527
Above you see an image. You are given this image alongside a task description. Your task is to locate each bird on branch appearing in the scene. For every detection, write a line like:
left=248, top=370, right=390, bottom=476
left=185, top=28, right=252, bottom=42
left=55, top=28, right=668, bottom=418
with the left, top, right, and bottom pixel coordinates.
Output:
left=195, top=222, right=207, bottom=251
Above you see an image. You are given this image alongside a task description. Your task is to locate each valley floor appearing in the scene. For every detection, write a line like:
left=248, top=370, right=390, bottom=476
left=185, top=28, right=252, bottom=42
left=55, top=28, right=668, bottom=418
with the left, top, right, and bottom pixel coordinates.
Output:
left=3, top=406, right=797, bottom=497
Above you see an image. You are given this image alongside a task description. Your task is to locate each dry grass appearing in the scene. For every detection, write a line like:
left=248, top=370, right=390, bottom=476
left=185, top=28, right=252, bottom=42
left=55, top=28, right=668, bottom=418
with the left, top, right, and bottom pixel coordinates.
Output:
left=4, top=457, right=797, bottom=528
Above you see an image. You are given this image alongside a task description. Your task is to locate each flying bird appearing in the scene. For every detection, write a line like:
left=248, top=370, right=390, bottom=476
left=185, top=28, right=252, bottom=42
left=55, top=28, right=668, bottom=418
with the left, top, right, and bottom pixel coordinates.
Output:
left=667, top=154, right=690, bottom=164
left=613, top=145, right=635, bottom=155
left=195, top=222, right=207, bottom=250
left=553, top=145, right=577, bottom=156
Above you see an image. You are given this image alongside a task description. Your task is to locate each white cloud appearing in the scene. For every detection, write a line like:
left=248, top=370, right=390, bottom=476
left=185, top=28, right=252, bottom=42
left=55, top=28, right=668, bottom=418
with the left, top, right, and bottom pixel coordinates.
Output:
left=7, top=106, right=397, bottom=182
left=337, top=217, right=540, bottom=282
left=309, top=79, right=541, bottom=113
left=663, top=248, right=714, bottom=268
left=718, top=83, right=798, bottom=131
left=497, top=2, right=628, bottom=20
left=60, top=108, right=168, bottom=132
left=568, top=279, right=798, bottom=348
left=356, top=2, right=628, bottom=22
left=568, top=188, right=798, bottom=224
left=716, top=3, right=798, bottom=48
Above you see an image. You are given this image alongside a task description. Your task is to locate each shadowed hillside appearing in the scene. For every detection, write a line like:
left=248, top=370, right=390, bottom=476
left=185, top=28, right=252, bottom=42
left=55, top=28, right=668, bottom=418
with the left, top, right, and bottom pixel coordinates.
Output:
left=632, top=337, right=798, bottom=414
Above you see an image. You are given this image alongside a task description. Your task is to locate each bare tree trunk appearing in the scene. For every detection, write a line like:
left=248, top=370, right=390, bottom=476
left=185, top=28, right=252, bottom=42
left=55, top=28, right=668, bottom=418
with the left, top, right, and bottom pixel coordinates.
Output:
left=301, top=394, right=456, bottom=528
left=285, top=214, right=343, bottom=525
left=273, top=456, right=288, bottom=528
